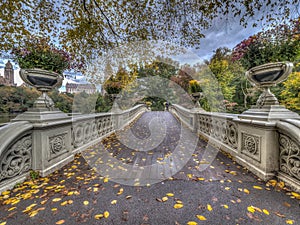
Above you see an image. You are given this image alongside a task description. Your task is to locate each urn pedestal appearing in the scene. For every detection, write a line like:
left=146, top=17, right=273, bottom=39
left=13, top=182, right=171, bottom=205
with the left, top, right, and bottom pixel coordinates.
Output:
left=12, top=68, right=73, bottom=177
left=239, top=62, right=299, bottom=121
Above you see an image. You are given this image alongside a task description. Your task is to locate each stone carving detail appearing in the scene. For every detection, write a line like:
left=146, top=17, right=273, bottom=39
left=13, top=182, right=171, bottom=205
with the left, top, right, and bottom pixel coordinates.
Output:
left=279, top=134, right=300, bottom=181
left=49, top=133, right=66, bottom=157
left=241, top=133, right=261, bottom=162
left=0, top=135, right=32, bottom=182
left=197, top=115, right=238, bottom=150
left=71, top=106, right=145, bottom=149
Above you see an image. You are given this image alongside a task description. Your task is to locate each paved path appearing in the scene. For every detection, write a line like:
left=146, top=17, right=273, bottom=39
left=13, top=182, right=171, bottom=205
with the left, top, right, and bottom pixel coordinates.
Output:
left=0, top=112, right=299, bottom=225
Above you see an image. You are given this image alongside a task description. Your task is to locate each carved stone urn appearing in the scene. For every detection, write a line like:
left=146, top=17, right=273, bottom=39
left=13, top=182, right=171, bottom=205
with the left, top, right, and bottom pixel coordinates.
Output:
left=13, top=68, right=69, bottom=122
left=19, top=68, right=63, bottom=110
left=190, top=92, right=204, bottom=111
left=246, top=62, right=293, bottom=108
left=239, top=62, right=299, bottom=121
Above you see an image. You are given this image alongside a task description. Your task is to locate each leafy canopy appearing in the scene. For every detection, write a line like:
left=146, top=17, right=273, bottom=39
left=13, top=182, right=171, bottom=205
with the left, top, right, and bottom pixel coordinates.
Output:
left=1, top=0, right=299, bottom=64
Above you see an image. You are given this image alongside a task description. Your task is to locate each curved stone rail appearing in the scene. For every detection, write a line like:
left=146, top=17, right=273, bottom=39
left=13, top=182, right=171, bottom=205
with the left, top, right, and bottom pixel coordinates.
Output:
left=0, top=104, right=147, bottom=193
left=0, top=121, right=33, bottom=192
left=277, top=119, right=300, bottom=192
left=170, top=104, right=300, bottom=191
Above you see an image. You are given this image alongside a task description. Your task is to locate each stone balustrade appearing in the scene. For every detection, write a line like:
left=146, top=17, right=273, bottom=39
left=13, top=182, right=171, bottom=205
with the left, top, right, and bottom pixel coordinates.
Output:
left=170, top=104, right=300, bottom=192
left=0, top=104, right=147, bottom=193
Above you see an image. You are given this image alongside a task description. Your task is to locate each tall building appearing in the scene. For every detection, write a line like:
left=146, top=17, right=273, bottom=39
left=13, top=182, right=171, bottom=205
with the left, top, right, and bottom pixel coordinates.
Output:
left=0, top=61, right=15, bottom=86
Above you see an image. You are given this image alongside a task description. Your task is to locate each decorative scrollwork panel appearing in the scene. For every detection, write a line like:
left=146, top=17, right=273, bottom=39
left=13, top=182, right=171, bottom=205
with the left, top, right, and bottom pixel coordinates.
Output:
left=0, top=135, right=32, bottom=182
left=279, top=134, right=300, bottom=181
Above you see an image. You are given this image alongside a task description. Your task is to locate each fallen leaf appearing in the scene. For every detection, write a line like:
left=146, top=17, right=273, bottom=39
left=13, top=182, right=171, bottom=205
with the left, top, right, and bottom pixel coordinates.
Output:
left=166, top=193, right=174, bottom=197
left=207, top=204, right=213, bottom=211
left=244, top=189, right=250, bottom=194
left=83, top=201, right=89, bottom=205
left=174, top=203, right=183, bottom=209
left=286, top=219, right=294, bottom=224
left=222, top=204, right=229, bottom=209
left=0, top=222, right=6, bottom=225
left=247, top=206, right=255, bottom=213
left=95, top=214, right=103, bottom=219
left=162, top=197, right=168, bottom=202
left=187, top=221, right=198, bottom=225
left=103, top=177, right=109, bottom=183
left=253, top=186, right=263, bottom=190
left=56, top=220, right=65, bottom=224
left=104, top=211, right=109, bottom=218
left=263, top=209, right=269, bottom=215
left=111, top=200, right=117, bottom=204
left=117, top=188, right=124, bottom=195
left=274, top=212, right=286, bottom=218
left=52, top=198, right=62, bottom=202
left=291, top=192, right=300, bottom=199
left=196, top=215, right=207, bottom=221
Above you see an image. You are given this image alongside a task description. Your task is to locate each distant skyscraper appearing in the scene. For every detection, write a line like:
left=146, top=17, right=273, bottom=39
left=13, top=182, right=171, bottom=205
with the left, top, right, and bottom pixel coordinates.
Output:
left=4, top=60, right=14, bottom=85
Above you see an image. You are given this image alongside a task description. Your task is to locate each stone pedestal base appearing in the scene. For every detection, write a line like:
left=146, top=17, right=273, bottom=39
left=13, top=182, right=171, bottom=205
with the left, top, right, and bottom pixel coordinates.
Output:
left=239, top=105, right=300, bottom=121
left=12, top=109, right=69, bottom=123
left=12, top=108, right=73, bottom=177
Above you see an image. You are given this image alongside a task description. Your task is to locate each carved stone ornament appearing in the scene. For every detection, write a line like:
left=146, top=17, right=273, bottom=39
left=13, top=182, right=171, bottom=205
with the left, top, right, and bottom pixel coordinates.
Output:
left=49, top=133, right=66, bottom=157
left=279, top=134, right=300, bottom=181
left=0, top=135, right=32, bottom=182
left=241, top=133, right=261, bottom=162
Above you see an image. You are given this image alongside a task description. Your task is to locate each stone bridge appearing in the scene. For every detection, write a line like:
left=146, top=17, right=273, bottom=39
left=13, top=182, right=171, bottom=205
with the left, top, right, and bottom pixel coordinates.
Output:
left=0, top=103, right=299, bottom=193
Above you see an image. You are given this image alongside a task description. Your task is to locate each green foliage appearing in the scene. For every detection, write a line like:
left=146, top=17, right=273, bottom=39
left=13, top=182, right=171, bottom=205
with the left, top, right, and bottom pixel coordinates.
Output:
left=29, top=170, right=39, bottom=180
left=232, top=18, right=300, bottom=70
left=48, top=90, right=74, bottom=113
left=188, top=80, right=202, bottom=93
left=0, top=86, right=39, bottom=113
left=142, top=97, right=166, bottom=111
left=280, top=71, right=300, bottom=112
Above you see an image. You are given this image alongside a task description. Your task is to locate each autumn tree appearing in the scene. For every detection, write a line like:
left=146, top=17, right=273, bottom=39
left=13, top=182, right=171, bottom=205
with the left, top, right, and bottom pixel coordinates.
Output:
left=1, top=0, right=299, bottom=69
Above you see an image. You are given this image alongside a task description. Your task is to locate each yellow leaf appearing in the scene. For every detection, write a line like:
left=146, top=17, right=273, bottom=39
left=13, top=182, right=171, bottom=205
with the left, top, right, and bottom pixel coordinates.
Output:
left=104, top=211, right=109, bottom=218
left=223, top=204, right=229, bottom=209
left=51, top=208, right=57, bottom=211
left=187, top=221, right=198, bottom=225
left=187, top=174, right=193, bottom=178
left=103, top=177, right=109, bottom=183
left=253, top=186, right=263, bottom=190
left=166, top=193, right=174, bottom=197
left=111, top=200, right=117, bottom=204
left=83, top=201, right=89, bottom=205
left=247, top=206, right=255, bottom=213
left=67, top=191, right=74, bottom=196
left=56, top=220, right=65, bottom=224
left=11, top=199, right=20, bottom=205
left=126, top=195, right=132, bottom=199
left=197, top=178, right=205, bottom=181
left=263, top=209, right=270, bottom=215
left=94, top=214, right=103, bottom=219
left=291, top=192, right=300, bottom=199
left=29, top=210, right=38, bottom=217
left=267, top=180, right=277, bottom=187
left=229, top=171, right=237, bottom=175
left=162, top=197, right=168, bottom=202
left=61, top=201, right=68, bottom=206
left=196, top=215, right=207, bottom=221
left=286, top=219, right=294, bottom=224
left=52, top=198, right=62, bottom=202
left=174, top=203, right=183, bottom=209
left=68, top=200, right=73, bottom=204
left=117, top=188, right=124, bottom=195
left=207, top=204, right=213, bottom=211
left=225, top=187, right=231, bottom=190
left=8, top=207, right=16, bottom=211
left=244, top=189, right=250, bottom=194
left=0, top=222, right=6, bottom=225
left=2, top=191, right=10, bottom=195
